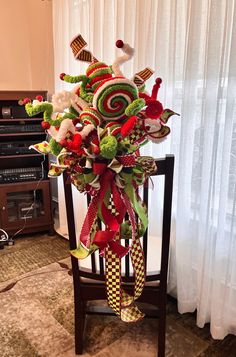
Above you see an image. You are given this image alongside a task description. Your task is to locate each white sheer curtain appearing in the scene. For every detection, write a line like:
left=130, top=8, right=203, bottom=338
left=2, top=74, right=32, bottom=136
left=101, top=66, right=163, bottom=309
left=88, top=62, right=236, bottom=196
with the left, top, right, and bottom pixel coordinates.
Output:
left=52, top=0, right=236, bottom=339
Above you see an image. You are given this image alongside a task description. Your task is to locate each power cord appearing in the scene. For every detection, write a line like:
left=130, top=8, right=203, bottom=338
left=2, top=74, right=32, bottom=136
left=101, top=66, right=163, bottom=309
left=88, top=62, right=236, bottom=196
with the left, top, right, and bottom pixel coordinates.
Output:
left=0, top=229, right=10, bottom=249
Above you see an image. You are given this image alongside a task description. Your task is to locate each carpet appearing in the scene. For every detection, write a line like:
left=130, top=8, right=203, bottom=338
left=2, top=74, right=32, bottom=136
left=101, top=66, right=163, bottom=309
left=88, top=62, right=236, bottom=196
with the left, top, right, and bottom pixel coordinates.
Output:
left=0, top=234, right=69, bottom=282
left=0, top=234, right=236, bottom=357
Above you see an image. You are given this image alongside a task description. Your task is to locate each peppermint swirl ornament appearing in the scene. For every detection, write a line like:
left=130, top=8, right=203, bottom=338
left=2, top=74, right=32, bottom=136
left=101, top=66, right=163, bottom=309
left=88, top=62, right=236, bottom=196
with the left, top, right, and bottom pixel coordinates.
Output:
left=93, top=78, right=139, bottom=121
left=80, top=108, right=102, bottom=126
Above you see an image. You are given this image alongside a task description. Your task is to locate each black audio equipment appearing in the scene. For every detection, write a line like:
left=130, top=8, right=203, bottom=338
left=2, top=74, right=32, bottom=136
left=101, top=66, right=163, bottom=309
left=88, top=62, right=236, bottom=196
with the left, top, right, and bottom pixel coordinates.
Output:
left=2, top=107, right=12, bottom=118
left=0, top=167, right=44, bottom=183
left=11, top=106, right=31, bottom=119
left=0, top=141, right=39, bottom=156
left=0, top=124, right=43, bottom=134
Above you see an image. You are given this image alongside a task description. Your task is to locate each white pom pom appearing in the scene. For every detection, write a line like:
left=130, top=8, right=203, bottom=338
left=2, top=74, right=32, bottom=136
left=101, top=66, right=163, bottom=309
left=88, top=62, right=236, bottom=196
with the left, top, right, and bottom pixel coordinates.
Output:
left=52, top=90, right=79, bottom=113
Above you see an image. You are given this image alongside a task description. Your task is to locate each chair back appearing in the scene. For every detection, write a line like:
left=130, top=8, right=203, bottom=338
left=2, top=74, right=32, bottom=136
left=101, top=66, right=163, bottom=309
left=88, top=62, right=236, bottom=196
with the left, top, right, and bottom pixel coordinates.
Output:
left=63, top=155, right=174, bottom=289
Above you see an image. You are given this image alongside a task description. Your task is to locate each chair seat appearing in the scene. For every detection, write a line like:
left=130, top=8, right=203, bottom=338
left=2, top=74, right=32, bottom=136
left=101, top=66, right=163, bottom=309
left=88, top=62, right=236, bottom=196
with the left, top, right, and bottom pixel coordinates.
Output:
left=80, top=275, right=160, bottom=287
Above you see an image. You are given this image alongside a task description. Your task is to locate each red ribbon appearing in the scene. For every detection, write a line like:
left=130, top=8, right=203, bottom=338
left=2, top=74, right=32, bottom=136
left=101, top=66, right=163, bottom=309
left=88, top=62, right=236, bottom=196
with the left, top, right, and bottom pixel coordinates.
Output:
left=117, top=154, right=136, bottom=167
left=98, top=169, right=120, bottom=231
left=92, top=163, right=128, bottom=257
left=79, top=194, right=100, bottom=248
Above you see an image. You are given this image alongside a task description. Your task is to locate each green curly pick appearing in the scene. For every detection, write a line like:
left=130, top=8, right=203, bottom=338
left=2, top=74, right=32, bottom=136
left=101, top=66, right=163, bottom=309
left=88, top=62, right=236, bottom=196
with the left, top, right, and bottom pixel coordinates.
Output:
left=125, top=98, right=145, bottom=117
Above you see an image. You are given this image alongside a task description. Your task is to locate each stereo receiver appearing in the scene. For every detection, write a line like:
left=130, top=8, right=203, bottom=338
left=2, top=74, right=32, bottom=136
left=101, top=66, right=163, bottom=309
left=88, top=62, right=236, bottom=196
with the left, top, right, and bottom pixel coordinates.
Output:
left=0, top=167, right=44, bottom=183
left=0, top=141, right=39, bottom=156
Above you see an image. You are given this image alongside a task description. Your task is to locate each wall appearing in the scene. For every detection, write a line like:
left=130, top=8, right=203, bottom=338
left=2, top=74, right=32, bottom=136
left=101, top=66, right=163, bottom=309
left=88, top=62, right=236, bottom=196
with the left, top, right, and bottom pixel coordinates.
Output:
left=0, top=0, right=54, bottom=94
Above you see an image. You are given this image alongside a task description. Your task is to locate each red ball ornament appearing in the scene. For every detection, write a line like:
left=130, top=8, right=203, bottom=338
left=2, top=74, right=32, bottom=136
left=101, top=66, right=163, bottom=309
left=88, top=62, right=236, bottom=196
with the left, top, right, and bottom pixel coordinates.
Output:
left=23, top=98, right=31, bottom=105
left=71, top=133, right=82, bottom=149
left=145, top=101, right=163, bottom=119
left=60, top=73, right=66, bottom=80
left=41, top=121, right=51, bottom=130
left=36, top=95, right=43, bottom=102
left=155, top=78, right=162, bottom=85
left=116, top=39, right=124, bottom=48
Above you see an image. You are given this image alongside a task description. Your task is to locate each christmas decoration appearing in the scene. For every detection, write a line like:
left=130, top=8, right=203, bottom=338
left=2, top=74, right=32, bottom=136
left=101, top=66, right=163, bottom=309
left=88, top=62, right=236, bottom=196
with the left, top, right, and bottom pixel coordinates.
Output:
left=24, top=34, right=178, bottom=322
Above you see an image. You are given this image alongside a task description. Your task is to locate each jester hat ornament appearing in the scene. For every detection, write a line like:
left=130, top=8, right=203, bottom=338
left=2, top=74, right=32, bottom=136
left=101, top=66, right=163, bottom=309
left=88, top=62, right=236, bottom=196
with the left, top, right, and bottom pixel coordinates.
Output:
left=23, top=34, right=178, bottom=322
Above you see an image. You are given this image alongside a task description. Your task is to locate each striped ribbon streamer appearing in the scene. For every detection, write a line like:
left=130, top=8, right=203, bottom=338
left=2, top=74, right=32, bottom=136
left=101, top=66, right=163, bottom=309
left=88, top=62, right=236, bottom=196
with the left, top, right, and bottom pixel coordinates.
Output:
left=70, top=34, right=97, bottom=63
left=133, top=67, right=154, bottom=87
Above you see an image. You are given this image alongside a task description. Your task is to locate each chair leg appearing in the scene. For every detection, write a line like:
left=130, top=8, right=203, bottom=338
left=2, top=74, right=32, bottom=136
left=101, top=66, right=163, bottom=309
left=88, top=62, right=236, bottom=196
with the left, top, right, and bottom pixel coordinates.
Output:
left=74, top=299, right=86, bottom=355
left=158, top=312, right=166, bottom=357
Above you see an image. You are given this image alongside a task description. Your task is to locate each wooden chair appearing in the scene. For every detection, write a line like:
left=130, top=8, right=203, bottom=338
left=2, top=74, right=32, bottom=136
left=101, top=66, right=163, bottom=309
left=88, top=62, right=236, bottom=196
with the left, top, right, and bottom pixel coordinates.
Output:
left=63, top=155, right=174, bottom=357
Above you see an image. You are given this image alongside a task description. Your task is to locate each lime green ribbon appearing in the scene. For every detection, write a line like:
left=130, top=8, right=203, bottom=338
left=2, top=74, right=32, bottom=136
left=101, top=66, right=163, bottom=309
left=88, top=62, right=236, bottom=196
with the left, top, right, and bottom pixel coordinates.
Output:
left=121, top=172, right=148, bottom=232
